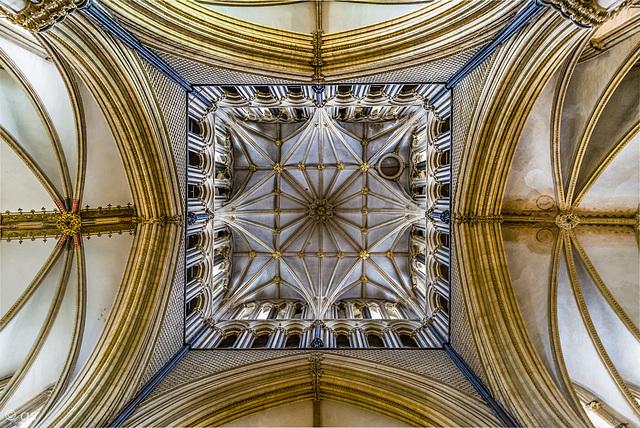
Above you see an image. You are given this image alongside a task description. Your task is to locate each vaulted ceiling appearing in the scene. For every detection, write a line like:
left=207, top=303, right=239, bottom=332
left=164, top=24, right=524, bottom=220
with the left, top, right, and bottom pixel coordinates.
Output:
left=0, top=0, right=638, bottom=427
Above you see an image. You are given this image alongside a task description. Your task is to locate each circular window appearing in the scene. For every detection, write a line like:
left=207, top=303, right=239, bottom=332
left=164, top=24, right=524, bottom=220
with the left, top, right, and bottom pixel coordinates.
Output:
left=377, top=153, right=404, bottom=180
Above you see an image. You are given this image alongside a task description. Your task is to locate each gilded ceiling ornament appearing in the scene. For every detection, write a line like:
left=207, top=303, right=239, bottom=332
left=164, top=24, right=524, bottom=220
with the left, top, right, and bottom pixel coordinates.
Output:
left=540, top=0, right=634, bottom=26
left=337, top=163, right=344, bottom=171
left=360, top=163, right=370, bottom=172
left=336, top=251, right=345, bottom=259
left=555, top=212, right=580, bottom=230
left=273, top=228, right=282, bottom=235
left=297, top=163, right=306, bottom=171
left=316, top=252, right=324, bottom=258
left=272, top=251, right=282, bottom=259
left=1, top=0, right=88, bottom=32
left=308, top=199, right=333, bottom=224
left=359, top=250, right=370, bottom=260
left=273, top=163, right=283, bottom=173
left=56, top=212, right=81, bottom=236
left=273, top=276, right=281, bottom=284
left=248, top=250, right=256, bottom=258
left=386, top=251, right=394, bottom=259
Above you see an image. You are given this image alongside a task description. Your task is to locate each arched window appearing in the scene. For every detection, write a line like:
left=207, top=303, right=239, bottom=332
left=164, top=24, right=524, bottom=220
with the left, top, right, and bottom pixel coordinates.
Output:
left=267, top=306, right=279, bottom=319
left=439, top=264, right=449, bottom=279
left=367, top=334, right=384, bottom=348
left=353, top=305, right=363, bottom=319
left=362, top=306, right=372, bottom=319
left=293, top=304, right=303, bottom=319
left=188, top=184, right=201, bottom=199
left=285, top=334, right=300, bottom=348
left=439, top=183, right=450, bottom=198
left=400, top=334, right=418, bottom=348
left=188, top=150, right=201, bottom=167
left=186, top=296, right=199, bottom=316
left=238, top=306, right=253, bottom=320
left=438, top=150, right=450, bottom=165
left=218, top=334, right=237, bottom=348
left=186, top=265, right=199, bottom=282
left=440, top=117, right=451, bottom=134
left=336, top=334, right=350, bottom=348
left=336, top=303, right=346, bottom=319
left=256, top=306, right=271, bottom=320
left=438, top=233, right=450, bottom=248
left=188, top=117, right=202, bottom=135
left=187, top=234, right=199, bottom=249
left=251, top=334, right=269, bottom=348
left=438, top=294, right=449, bottom=313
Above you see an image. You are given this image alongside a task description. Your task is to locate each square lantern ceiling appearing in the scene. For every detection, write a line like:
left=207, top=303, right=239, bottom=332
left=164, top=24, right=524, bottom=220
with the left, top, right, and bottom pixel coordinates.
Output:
left=185, top=84, right=451, bottom=349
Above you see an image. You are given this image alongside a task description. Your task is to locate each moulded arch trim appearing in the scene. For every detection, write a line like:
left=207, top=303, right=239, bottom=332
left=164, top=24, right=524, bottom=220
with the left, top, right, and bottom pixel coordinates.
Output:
left=123, top=352, right=499, bottom=427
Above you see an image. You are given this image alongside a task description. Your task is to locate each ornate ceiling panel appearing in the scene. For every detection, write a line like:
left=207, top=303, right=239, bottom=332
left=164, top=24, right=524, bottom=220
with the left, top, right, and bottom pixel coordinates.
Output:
left=185, top=83, right=452, bottom=349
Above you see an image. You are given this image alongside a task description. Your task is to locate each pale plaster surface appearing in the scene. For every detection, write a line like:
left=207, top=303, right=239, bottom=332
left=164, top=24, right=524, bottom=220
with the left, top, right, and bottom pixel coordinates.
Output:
left=223, top=399, right=409, bottom=427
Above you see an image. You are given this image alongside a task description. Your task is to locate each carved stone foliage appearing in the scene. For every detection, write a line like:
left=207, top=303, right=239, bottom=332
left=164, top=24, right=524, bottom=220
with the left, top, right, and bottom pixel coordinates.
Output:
left=542, top=0, right=635, bottom=26
left=1, top=0, right=88, bottom=32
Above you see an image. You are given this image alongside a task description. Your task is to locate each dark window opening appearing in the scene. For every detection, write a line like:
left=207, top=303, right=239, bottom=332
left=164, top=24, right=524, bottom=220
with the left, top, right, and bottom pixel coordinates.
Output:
left=285, top=334, right=300, bottom=348
left=338, top=85, right=352, bottom=93
left=214, top=254, right=224, bottom=266
left=186, top=296, right=199, bottom=315
left=367, top=334, right=384, bottom=348
left=188, top=117, right=201, bottom=135
left=188, top=150, right=201, bottom=167
left=439, top=264, right=449, bottom=279
left=187, top=234, right=200, bottom=249
left=293, top=305, right=303, bottom=319
left=438, top=233, right=450, bottom=248
left=401, top=84, right=418, bottom=93
left=255, top=86, right=271, bottom=95
left=336, top=304, right=346, bottom=319
left=188, top=184, right=201, bottom=199
left=438, top=294, right=449, bottom=313
left=251, top=334, right=269, bottom=348
left=186, top=265, right=199, bottom=282
left=221, top=86, right=238, bottom=95
left=400, top=334, right=418, bottom=348
left=336, top=334, right=350, bottom=348
left=287, top=86, right=302, bottom=94
left=416, top=253, right=426, bottom=265
left=218, top=334, right=237, bottom=348
left=439, top=150, right=450, bottom=165
left=440, top=117, right=451, bottom=134
left=440, top=183, right=450, bottom=198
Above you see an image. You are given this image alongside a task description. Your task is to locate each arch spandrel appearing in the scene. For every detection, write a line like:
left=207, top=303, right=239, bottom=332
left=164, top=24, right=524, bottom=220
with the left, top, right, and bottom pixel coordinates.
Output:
left=123, top=351, right=500, bottom=428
